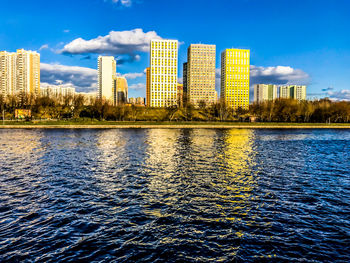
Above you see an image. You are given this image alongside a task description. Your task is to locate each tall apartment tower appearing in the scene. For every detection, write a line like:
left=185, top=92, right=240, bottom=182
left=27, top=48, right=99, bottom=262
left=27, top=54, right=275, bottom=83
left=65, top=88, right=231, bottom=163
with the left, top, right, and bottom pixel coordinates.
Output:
left=254, top=84, right=278, bottom=103
left=146, top=67, right=150, bottom=106
left=187, top=44, right=216, bottom=106
left=279, top=85, right=306, bottom=100
left=16, top=49, right=40, bottom=95
left=150, top=39, right=178, bottom=107
left=98, top=56, right=116, bottom=104
left=115, top=76, right=128, bottom=105
left=0, top=49, right=40, bottom=96
left=221, top=48, right=250, bottom=109
left=0, top=51, right=16, bottom=96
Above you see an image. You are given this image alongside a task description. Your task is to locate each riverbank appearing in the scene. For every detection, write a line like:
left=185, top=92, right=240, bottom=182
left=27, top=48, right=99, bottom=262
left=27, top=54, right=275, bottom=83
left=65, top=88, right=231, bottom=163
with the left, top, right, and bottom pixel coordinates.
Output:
left=1, top=121, right=350, bottom=129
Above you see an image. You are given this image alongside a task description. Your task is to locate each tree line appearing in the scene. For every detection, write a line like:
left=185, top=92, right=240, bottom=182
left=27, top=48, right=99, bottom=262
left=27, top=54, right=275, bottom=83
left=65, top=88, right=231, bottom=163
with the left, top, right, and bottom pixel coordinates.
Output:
left=0, top=93, right=349, bottom=123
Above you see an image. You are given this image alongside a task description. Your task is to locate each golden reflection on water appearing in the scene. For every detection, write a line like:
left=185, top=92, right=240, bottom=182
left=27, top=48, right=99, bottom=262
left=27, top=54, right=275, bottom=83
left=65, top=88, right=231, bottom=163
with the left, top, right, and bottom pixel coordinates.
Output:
left=0, top=130, right=43, bottom=157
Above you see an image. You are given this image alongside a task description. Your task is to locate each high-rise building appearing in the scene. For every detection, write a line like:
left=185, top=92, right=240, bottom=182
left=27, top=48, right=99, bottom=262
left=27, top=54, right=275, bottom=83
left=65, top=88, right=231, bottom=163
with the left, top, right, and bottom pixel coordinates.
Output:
left=115, top=76, right=128, bottom=105
left=182, top=62, right=188, bottom=105
left=146, top=67, right=150, bottom=106
left=150, top=39, right=178, bottom=107
left=98, top=56, right=116, bottom=104
left=291, top=85, right=307, bottom=100
left=187, top=44, right=216, bottom=106
left=221, top=48, right=250, bottom=109
left=177, top=83, right=183, bottom=107
left=279, top=85, right=307, bottom=100
left=0, top=49, right=40, bottom=97
left=254, top=84, right=278, bottom=103
left=16, top=49, right=40, bottom=95
left=0, top=51, right=16, bottom=96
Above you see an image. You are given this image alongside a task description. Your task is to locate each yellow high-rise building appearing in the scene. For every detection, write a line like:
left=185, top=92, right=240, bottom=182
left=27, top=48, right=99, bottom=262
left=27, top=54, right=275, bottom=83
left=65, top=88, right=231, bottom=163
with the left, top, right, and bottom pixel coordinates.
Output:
left=150, top=39, right=178, bottom=107
left=221, top=48, right=250, bottom=109
left=146, top=67, right=150, bottom=107
left=187, top=44, right=216, bottom=106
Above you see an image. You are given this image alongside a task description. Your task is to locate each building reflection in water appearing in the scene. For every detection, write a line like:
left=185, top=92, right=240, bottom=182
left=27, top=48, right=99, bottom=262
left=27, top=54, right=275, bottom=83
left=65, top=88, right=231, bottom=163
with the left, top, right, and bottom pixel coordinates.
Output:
left=141, top=129, right=265, bottom=248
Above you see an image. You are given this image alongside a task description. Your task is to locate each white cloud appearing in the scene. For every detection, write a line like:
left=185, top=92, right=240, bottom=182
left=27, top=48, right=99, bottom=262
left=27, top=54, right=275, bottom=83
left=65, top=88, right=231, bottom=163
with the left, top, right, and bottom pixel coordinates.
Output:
left=111, top=0, right=132, bottom=6
left=39, top=44, right=49, bottom=51
left=40, top=63, right=97, bottom=92
left=61, top=28, right=162, bottom=57
left=327, top=89, right=350, bottom=101
left=63, top=29, right=70, bottom=33
left=129, top=83, right=145, bottom=90
left=120, top=72, right=144, bottom=79
left=250, top=65, right=309, bottom=85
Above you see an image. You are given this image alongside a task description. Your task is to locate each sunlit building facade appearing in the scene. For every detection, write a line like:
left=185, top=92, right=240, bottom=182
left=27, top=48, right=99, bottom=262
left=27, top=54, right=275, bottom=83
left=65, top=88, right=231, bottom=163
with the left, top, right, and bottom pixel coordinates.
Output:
left=187, top=44, right=216, bottom=106
left=279, top=85, right=307, bottom=100
left=150, top=39, right=178, bottom=107
left=221, top=48, right=250, bottom=109
left=177, top=83, right=183, bottom=107
left=115, top=76, right=128, bottom=105
left=146, top=67, right=150, bottom=106
left=98, top=56, right=116, bottom=104
left=0, top=49, right=40, bottom=96
left=254, top=84, right=278, bottom=103
left=0, top=51, right=16, bottom=96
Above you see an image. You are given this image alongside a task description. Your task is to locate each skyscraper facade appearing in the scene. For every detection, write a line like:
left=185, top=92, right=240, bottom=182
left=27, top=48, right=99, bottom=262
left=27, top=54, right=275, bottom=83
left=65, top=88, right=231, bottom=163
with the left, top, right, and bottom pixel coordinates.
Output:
left=0, top=51, right=16, bottom=96
left=115, top=76, right=128, bottom=105
left=98, top=56, right=116, bottom=104
left=16, top=49, right=40, bottom=95
left=221, top=48, right=250, bottom=109
left=146, top=67, right=150, bottom=106
left=187, top=44, right=216, bottom=106
left=0, top=49, right=40, bottom=96
left=150, top=39, right=178, bottom=107
left=254, top=84, right=278, bottom=103
left=279, top=85, right=307, bottom=100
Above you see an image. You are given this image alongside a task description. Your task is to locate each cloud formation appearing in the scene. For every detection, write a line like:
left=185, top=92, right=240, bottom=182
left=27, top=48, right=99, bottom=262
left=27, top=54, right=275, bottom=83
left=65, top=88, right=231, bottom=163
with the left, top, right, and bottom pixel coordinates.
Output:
left=39, top=44, right=49, bottom=51
left=129, top=83, right=145, bottom=90
left=111, top=0, right=132, bottom=6
left=327, top=89, right=350, bottom=101
left=250, top=65, right=309, bottom=85
left=60, top=29, right=162, bottom=58
left=40, top=63, right=97, bottom=92
left=120, top=72, right=144, bottom=79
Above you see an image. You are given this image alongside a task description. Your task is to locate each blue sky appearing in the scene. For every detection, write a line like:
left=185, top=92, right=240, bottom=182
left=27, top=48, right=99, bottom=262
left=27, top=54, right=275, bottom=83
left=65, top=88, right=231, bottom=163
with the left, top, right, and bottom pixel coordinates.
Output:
left=1, top=0, right=350, bottom=100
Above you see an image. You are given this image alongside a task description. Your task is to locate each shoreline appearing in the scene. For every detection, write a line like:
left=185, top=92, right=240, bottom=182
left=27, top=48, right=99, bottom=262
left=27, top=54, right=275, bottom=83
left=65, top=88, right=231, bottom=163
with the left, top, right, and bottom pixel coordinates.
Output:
left=1, top=123, right=350, bottom=129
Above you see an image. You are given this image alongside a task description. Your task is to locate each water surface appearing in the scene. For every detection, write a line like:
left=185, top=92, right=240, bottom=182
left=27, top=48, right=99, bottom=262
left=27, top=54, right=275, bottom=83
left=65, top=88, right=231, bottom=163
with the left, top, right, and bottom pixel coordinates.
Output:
left=0, top=129, right=349, bottom=262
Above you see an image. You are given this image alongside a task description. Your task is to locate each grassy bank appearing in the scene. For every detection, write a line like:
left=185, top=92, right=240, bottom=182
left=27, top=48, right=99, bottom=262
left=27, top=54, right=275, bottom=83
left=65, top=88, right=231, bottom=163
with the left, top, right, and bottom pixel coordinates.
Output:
left=1, top=120, right=350, bottom=128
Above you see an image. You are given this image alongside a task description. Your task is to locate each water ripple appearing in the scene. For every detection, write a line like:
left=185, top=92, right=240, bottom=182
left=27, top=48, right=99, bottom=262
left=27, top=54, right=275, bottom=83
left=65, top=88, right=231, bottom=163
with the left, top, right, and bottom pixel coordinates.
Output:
left=0, top=128, right=349, bottom=262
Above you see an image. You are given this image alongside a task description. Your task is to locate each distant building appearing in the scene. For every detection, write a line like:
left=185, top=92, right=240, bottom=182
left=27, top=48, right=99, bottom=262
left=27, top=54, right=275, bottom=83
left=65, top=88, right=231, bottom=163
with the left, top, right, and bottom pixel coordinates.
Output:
left=75, top=92, right=97, bottom=105
left=254, top=84, right=278, bottom=103
left=187, top=44, right=216, bottom=106
left=146, top=67, right=150, bottom=106
left=0, top=49, right=40, bottom=96
left=279, top=85, right=307, bottom=100
left=115, top=76, right=128, bottom=105
left=177, top=83, right=183, bottom=107
left=221, top=48, right=250, bottom=109
left=41, top=85, right=75, bottom=98
left=98, top=56, right=116, bottom=104
left=150, top=39, right=178, bottom=107
left=129, top=97, right=145, bottom=106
